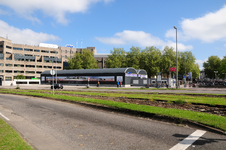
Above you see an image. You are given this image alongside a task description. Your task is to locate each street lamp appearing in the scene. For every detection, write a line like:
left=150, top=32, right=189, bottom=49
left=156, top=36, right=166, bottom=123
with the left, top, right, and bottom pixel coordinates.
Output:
left=55, top=50, right=57, bottom=84
left=184, top=56, right=187, bottom=87
left=174, top=26, right=178, bottom=88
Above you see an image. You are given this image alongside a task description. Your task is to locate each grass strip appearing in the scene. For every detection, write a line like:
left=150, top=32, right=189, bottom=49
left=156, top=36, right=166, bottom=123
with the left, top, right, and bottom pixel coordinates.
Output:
left=0, top=118, right=33, bottom=150
left=0, top=89, right=226, bottom=131
left=48, top=90, right=226, bottom=106
left=3, top=89, right=226, bottom=106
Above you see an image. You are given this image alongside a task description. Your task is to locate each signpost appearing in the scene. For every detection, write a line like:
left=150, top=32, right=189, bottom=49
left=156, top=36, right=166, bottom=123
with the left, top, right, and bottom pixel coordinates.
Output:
left=50, top=69, right=55, bottom=95
left=184, top=75, right=186, bottom=87
left=87, top=77, right=90, bottom=88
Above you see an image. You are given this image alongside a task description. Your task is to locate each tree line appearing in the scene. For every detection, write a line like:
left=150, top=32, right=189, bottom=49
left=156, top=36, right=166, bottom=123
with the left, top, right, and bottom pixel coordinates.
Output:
left=203, top=56, right=226, bottom=79
left=66, top=46, right=200, bottom=79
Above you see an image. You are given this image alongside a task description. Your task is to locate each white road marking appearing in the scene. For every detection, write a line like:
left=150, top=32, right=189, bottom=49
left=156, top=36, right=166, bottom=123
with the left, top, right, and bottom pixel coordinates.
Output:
left=0, top=112, right=10, bottom=121
left=169, top=130, right=206, bottom=150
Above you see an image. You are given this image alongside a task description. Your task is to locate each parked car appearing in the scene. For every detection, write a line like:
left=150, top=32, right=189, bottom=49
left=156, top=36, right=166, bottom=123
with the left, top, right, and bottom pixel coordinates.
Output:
left=51, top=84, right=63, bottom=89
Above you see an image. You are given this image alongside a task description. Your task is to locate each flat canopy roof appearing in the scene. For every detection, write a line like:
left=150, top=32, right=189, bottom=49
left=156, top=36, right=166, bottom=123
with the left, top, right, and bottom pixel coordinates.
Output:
left=41, top=68, right=138, bottom=75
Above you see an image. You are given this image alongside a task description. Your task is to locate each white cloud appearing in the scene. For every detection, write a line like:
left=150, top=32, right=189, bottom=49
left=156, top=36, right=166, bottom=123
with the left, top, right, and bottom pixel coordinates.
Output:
left=224, top=44, right=226, bottom=47
left=0, top=20, right=61, bottom=45
left=163, top=41, right=193, bottom=51
left=165, top=5, right=226, bottom=43
left=196, top=60, right=205, bottom=70
left=196, top=59, right=209, bottom=71
left=0, top=0, right=114, bottom=25
left=96, top=30, right=193, bottom=51
left=165, top=29, right=190, bottom=41
left=183, top=5, right=226, bottom=42
left=96, top=30, right=165, bottom=47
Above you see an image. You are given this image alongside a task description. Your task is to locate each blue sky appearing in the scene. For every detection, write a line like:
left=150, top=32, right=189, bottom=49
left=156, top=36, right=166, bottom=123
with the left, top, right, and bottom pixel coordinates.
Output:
left=0, top=0, right=226, bottom=70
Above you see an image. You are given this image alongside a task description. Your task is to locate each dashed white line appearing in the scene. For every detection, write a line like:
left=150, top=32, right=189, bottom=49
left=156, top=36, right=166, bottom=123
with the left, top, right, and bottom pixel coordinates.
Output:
left=169, top=130, right=206, bottom=150
left=0, top=112, right=10, bottom=121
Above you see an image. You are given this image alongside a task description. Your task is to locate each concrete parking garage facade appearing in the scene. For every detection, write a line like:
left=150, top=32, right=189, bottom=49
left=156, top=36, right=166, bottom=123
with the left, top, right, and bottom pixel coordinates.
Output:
left=0, top=37, right=96, bottom=85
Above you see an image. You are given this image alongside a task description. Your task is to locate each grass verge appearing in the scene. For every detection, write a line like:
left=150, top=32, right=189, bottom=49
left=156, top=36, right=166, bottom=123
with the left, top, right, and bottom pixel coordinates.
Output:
left=30, top=90, right=226, bottom=106
left=0, top=118, right=33, bottom=150
left=0, top=89, right=226, bottom=132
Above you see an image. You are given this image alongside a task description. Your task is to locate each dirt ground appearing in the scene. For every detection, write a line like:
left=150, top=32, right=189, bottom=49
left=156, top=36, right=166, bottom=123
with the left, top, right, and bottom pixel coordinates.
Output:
left=56, top=91, right=226, bottom=117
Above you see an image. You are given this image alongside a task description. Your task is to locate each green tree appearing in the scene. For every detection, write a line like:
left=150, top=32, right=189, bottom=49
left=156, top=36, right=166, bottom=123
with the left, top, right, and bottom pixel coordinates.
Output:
left=105, top=48, right=127, bottom=68
left=160, top=46, right=176, bottom=78
left=178, top=51, right=197, bottom=78
left=67, top=49, right=98, bottom=69
left=126, top=46, right=141, bottom=69
left=219, top=56, right=226, bottom=79
left=203, top=56, right=221, bottom=79
left=191, top=63, right=200, bottom=79
left=140, top=46, right=161, bottom=77
left=15, top=75, right=26, bottom=79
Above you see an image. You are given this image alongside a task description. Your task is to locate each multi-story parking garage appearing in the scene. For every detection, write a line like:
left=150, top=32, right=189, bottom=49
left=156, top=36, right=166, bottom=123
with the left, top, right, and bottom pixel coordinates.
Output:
left=0, top=37, right=96, bottom=85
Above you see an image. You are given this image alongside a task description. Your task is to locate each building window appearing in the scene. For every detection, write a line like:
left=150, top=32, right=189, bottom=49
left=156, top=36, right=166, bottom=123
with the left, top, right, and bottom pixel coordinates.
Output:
left=0, top=63, right=3, bottom=66
left=41, top=50, right=49, bottom=53
left=5, top=64, right=12, bottom=67
left=5, top=76, right=12, bottom=81
left=13, top=47, right=23, bottom=50
left=50, top=51, right=58, bottom=54
left=14, top=70, right=24, bottom=73
left=26, top=65, right=35, bottom=68
left=25, top=71, right=35, bottom=74
left=14, top=64, right=24, bottom=67
left=0, top=45, right=3, bottom=48
left=5, top=70, right=12, bottom=73
left=0, top=70, right=3, bottom=73
left=36, top=65, right=42, bottom=68
left=34, top=49, right=40, bottom=52
left=24, top=48, right=33, bottom=51
left=6, top=46, right=12, bottom=49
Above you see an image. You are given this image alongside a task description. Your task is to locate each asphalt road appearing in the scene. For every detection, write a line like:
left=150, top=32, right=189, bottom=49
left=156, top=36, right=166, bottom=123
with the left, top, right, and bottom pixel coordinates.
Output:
left=1, top=84, right=226, bottom=94
left=0, top=94, right=226, bottom=150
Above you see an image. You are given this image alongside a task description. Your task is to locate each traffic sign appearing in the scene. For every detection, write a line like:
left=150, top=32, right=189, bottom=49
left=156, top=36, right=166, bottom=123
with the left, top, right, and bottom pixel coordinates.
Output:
left=50, top=69, right=55, bottom=75
left=170, top=67, right=176, bottom=72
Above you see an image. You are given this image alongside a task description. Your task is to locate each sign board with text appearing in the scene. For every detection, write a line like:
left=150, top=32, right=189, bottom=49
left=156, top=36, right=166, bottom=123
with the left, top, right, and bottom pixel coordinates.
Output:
left=170, top=67, right=176, bottom=72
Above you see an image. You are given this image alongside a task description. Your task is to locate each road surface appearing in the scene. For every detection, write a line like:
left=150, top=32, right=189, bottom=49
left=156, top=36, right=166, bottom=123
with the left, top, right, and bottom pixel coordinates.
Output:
left=0, top=94, right=225, bottom=150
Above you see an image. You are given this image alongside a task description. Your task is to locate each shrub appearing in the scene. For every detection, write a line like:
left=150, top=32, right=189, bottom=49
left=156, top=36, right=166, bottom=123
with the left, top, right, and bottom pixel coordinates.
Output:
left=175, top=99, right=186, bottom=104
left=167, top=101, right=173, bottom=104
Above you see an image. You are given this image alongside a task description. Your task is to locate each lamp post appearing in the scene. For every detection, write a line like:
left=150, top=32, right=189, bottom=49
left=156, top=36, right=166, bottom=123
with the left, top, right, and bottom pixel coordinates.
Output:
left=184, top=56, right=186, bottom=87
left=174, top=26, right=178, bottom=88
left=55, top=50, right=57, bottom=84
